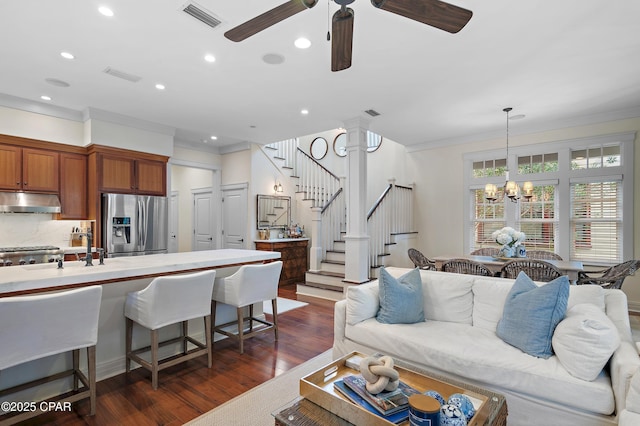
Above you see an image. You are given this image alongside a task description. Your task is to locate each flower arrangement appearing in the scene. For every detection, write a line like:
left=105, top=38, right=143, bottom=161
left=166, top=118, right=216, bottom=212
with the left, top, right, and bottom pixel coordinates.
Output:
left=492, top=227, right=526, bottom=248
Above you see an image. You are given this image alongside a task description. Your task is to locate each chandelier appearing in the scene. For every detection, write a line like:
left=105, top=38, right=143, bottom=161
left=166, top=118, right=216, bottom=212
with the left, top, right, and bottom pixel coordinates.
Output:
left=485, top=108, right=533, bottom=203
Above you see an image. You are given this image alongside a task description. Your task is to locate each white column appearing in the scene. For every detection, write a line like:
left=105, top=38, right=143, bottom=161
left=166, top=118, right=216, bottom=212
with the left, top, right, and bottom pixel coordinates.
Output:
left=309, top=206, right=322, bottom=272
left=343, top=117, right=370, bottom=284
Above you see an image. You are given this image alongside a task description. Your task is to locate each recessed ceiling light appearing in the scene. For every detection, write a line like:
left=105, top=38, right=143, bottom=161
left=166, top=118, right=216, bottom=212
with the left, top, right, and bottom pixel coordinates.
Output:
left=301, top=109, right=309, bottom=115
left=98, top=6, right=114, bottom=17
left=40, top=95, right=52, bottom=101
left=155, top=84, right=165, bottom=90
left=204, top=54, right=216, bottom=63
left=60, top=52, right=75, bottom=60
left=294, top=38, right=311, bottom=49
left=210, top=136, right=218, bottom=140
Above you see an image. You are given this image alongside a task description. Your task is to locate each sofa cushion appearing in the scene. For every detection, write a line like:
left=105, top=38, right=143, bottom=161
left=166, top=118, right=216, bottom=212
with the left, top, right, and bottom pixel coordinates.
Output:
left=376, top=267, right=424, bottom=324
left=625, top=368, right=640, bottom=413
left=472, top=277, right=513, bottom=331
left=568, top=285, right=605, bottom=311
left=346, top=282, right=379, bottom=325
left=552, top=303, right=620, bottom=381
left=496, top=272, right=569, bottom=359
left=345, top=319, right=615, bottom=415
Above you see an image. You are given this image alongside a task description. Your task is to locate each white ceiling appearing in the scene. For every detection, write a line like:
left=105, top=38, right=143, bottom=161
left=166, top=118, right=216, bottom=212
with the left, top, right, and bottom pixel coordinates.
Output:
left=1, top=0, right=639, bottom=151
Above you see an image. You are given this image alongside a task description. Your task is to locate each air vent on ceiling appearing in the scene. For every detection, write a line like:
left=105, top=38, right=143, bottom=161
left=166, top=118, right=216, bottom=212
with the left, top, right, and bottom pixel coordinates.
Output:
left=103, top=67, right=142, bottom=83
left=183, top=2, right=222, bottom=29
left=365, top=109, right=381, bottom=117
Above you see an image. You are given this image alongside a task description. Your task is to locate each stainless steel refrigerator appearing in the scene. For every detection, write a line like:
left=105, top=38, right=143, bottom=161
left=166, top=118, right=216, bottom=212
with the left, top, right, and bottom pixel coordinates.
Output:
left=103, top=193, right=168, bottom=257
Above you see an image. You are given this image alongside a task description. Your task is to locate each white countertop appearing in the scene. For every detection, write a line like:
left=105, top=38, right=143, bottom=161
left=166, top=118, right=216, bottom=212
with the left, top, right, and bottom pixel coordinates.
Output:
left=0, top=249, right=280, bottom=296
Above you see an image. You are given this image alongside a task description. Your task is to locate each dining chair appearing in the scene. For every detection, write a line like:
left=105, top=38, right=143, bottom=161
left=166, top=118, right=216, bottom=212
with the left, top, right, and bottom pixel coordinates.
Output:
left=125, top=270, right=216, bottom=390
left=470, top=247, right=500, bottom=257
left=501, top=259, right=563, bottom=282
left=576, top=260, right=640, bottom=290
left=212, top=261, right=283, bottom=354
left=526, top=250, right=563, bottom=261
left=0, top=286, right=102, bottom=424
left=407, top=248, right=436, bottom=270
left=441, top=258, right=494, bottom=277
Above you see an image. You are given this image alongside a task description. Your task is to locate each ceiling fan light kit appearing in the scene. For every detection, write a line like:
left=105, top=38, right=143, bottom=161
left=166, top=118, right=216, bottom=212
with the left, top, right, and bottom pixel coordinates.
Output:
left=224, top=0, right=472, bottom=71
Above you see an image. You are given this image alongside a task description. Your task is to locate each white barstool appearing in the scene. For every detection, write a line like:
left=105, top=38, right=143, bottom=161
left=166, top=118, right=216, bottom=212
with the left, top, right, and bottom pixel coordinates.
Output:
left=124, top=270, right=215, bottom=390
left=0, top=286, right=102, bottom=425
left=212, top=261, right=283, bottom=354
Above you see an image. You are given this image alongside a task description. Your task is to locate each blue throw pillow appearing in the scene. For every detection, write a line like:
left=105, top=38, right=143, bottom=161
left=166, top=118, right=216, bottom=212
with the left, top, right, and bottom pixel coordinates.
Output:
left=376, top=267, right=425, bottom=324
left=496, top=271, right=569, bottom=358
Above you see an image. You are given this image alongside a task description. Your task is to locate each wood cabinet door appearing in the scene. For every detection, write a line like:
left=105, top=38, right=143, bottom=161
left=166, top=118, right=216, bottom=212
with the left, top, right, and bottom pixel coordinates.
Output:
left=0, top=144, right=22, bottom=190
left=58, top=153, right=87, bottom=219
left=99, top=155, right=135, bottom=193
left=136, top=159, right=166, bottom=195
left=22, top=148, right=59, bottom=193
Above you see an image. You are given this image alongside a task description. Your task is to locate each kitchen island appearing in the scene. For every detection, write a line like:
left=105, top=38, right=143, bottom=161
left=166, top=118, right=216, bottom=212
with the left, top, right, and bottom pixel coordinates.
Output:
left=0, top=249, right=281, bottom=392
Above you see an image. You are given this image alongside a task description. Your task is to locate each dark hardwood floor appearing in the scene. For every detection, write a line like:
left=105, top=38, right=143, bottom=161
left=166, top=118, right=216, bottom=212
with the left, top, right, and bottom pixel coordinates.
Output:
left=19, top=285, right=335, bottom=426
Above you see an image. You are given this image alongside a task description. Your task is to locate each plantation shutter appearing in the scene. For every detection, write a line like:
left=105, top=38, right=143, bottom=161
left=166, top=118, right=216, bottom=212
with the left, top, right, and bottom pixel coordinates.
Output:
left=570, top=178, right=622, bottom=263
left=471, top=189, right=505, bottom=250
left=517, top=184, right=557, bottom=252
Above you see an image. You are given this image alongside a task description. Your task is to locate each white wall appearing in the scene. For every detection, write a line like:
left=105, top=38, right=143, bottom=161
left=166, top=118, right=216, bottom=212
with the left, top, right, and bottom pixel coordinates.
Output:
left=0, top=106, right=84, bottom=146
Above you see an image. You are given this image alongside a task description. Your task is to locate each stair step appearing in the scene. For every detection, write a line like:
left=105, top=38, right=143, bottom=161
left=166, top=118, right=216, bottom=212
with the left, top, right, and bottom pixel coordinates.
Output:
left=282, top=166, right=293, bottom=170
left=296, top=283, right=344, bottom=302
left=320, top=261, right=345, bottom=274
left=274, top=156, right=285, bottom=160
left=265, top=146, right=277, bottom=150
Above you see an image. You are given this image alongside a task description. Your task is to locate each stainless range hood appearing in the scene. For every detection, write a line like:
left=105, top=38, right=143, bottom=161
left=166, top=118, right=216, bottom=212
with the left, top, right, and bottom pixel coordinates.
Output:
left=0, top=192, right=62, bottom=214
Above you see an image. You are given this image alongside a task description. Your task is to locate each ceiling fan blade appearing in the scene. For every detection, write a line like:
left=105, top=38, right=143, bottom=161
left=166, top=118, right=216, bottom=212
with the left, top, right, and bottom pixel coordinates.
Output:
left=225, top=0, right=318, bottom=42
left=371, top=0, right=472, bottom=33
left=331, top=8, right=355, bottom=72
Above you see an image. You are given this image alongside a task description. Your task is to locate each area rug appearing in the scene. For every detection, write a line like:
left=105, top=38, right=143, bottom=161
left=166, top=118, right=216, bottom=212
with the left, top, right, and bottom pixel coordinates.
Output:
left=263, top=297, right=308, bottom=315
left=185, top=349, right=333, bottom=426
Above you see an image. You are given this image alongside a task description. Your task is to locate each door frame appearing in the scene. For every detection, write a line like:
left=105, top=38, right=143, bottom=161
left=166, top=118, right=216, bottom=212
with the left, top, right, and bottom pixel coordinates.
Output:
left=168, top=158, right=221, bottom=249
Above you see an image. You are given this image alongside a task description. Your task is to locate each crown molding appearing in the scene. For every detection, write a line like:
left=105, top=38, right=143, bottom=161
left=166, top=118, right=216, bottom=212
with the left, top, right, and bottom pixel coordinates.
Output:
left=0, top=92, right=84, bottom=122
left=82, top=107, right=175, bottom=136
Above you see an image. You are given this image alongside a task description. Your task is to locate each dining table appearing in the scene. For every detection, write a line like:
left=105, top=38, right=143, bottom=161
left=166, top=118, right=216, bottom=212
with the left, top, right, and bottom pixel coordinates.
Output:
left=433, top=255, right=584, bottom=284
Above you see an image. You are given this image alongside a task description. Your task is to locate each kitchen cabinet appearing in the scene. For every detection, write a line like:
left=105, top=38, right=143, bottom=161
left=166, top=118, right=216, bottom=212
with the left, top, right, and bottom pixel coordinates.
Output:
left=58, top=153, right=87, bottom=219
left=255, top=239, right=308, bottom=286
left=0, top=145, right=59, bottom=193
left=98, top=154, right=166, bottom=196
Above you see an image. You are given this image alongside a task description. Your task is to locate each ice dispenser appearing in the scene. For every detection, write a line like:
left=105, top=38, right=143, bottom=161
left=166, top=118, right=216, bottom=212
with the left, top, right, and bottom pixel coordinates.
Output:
left=112, top=217, right=131, bottom=244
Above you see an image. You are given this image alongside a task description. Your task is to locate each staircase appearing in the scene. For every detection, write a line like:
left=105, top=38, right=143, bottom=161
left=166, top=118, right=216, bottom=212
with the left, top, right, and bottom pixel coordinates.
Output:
left=262, top=139, right=415, bottom=301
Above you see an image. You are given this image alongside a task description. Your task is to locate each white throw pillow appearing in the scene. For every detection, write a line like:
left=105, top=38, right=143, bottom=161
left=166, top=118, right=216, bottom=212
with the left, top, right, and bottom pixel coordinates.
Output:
left=552, top=303, right=620, bottom=381
left=568, top=285, right=605, bottom=311
left=346, top=281, right=379, bottom=325
left=471, top=277, right=513, bottom=331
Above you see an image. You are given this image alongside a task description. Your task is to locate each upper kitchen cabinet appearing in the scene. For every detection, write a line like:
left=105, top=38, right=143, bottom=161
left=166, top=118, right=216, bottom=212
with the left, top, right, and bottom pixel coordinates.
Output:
left=57, top=152, right=87, bottom=219
left=0, top=144, right=59, bottom=193
left=88, top=145, right=168, bottom=196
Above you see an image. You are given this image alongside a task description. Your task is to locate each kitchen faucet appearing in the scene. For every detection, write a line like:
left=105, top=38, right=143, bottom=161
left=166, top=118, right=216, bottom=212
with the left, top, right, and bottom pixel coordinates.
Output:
left=75, top=229, right=94, bottom=266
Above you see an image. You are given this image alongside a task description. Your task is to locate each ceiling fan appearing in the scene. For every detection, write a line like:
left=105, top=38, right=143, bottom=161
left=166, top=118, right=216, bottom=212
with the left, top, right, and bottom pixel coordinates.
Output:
left=224, top=0, right=473, bottom=72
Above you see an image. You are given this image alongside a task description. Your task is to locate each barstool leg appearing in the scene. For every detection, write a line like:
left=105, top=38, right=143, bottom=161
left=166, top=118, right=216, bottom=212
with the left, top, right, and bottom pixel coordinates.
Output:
left=271, top=298, right=279, bottom=341
left=125, top=317, right=133, bottom=373
left=72, top=348, right=80, bottom=391
left=151, top=329, right=159, bottom=390
left=211, top=300, right=217, bottom=341
left=204, top=315, right=212, bottom=368
left=182, top=320, right=188, bottom=355
left=249, top=304, right=254, bottom=332
left=237, top=307, right=244, bottom=354
left=88, top=345, right=97, bottom=416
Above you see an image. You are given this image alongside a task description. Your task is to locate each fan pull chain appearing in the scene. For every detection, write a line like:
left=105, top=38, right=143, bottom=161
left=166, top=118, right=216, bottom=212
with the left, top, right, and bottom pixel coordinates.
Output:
left=326, top=0, right=331, bottom=41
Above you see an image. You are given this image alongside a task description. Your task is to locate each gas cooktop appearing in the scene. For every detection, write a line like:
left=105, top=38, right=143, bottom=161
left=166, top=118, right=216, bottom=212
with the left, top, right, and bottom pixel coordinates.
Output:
left=0, top=246, right=60, bottom=253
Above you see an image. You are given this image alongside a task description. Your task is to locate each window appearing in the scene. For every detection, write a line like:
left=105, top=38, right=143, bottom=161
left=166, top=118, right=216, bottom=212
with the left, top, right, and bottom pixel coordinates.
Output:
left=517, top=185, right=557, bottom=252
left=464, top=133, right=633, bottom=264
left=472, top=189, right=505, bottom=248
left=570, top=180, right=622, bottom=263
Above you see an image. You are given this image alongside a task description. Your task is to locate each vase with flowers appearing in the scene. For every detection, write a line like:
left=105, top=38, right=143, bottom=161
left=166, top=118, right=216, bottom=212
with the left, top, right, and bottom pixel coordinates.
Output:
left=491, top=227, right=526, bottom=258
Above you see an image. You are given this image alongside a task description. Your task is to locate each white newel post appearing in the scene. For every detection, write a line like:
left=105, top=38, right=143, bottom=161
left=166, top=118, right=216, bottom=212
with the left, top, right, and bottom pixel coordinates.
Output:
left=309, top=206, right=322, bottom=272
left=343, top=117, right=370, bottom=284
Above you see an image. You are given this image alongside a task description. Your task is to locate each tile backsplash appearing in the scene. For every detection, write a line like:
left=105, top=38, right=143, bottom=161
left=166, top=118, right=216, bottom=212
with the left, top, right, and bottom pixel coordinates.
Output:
left=0, top=214, right=83, bottom=248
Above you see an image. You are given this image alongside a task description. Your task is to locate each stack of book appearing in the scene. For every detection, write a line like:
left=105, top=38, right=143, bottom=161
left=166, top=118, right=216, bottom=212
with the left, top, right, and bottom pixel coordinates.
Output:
left=334, top=374, right=421, bottom=424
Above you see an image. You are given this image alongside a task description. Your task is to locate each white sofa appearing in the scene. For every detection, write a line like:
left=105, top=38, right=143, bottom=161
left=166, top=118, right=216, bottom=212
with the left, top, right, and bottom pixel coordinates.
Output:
left=333, top=267, right=640, bottom=425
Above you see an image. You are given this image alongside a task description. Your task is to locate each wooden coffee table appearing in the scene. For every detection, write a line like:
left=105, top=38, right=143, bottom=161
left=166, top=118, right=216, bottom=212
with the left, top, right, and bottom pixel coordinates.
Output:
left=273, top=352, right=507, bottom=426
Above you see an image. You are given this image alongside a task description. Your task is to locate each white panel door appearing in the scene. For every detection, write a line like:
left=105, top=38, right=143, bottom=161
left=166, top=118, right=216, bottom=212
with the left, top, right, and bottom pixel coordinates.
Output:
left=222, top=186, right=247, bottom=249
left=193, top=190, right=213, bottom=251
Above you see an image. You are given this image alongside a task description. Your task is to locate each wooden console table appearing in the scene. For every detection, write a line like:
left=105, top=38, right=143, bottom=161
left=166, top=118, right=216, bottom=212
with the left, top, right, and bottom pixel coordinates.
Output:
left=255, top=239, right=308, bottom=286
